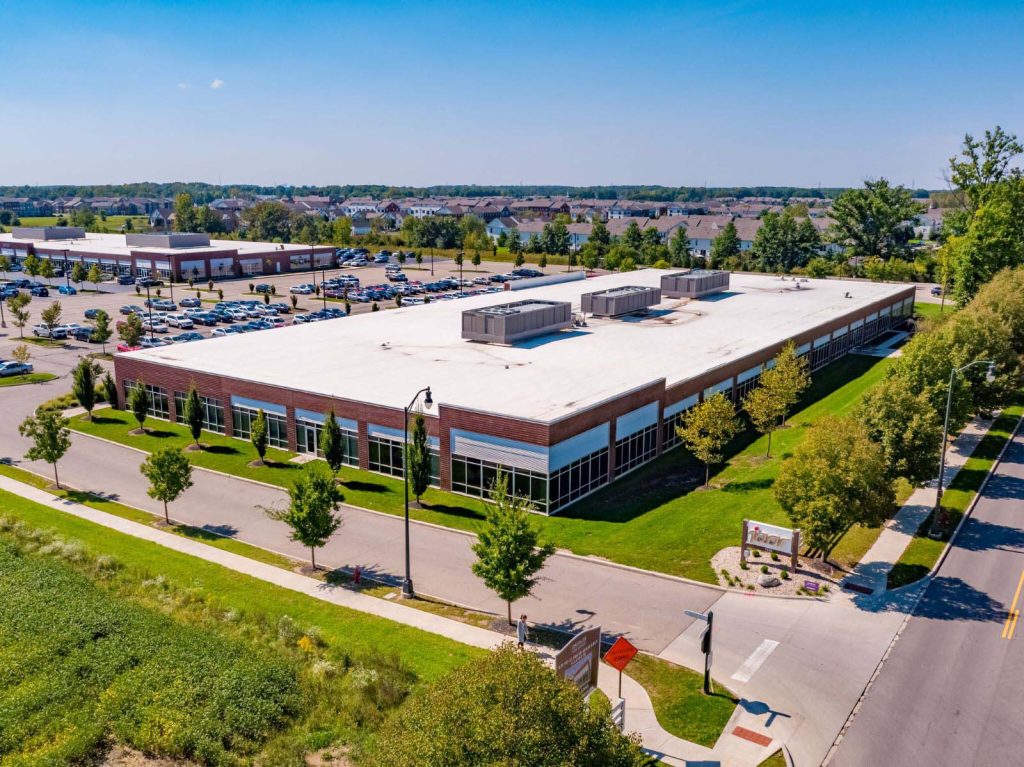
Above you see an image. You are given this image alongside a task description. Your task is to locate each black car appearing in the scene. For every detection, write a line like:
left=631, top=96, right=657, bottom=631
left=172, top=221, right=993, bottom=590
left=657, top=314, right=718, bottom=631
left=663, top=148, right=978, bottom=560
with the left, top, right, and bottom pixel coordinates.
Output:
left=84, top=308, right=101, bottom=319
left=253, top=284, right=273, bottom=294
left=269, top=302, right=291, bottom=314
left=192, top=312, right=220, bottom=326
left=68, top=326, right=94, bottom=342
left=135, top=277, right=164, bottom=288
left=117, top=274, right=135, bottom=285
left=30, top=286, right=49, bottom=297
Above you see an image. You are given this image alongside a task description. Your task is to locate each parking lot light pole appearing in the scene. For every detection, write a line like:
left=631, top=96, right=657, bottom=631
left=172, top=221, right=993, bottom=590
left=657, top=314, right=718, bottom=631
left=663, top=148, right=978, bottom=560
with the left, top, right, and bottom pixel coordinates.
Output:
left=929, top=359, right=996, bottom=537
left=145, top=283, right=154, bottom=342
left=321, top=266, right=328, bottom=312
left=402, top=385, right=433, bottom=599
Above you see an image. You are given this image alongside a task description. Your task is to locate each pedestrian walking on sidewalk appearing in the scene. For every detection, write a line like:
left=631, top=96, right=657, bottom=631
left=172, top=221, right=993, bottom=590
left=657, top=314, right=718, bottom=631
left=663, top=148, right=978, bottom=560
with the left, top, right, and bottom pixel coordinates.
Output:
left=517, top=614, right=528, bottom=648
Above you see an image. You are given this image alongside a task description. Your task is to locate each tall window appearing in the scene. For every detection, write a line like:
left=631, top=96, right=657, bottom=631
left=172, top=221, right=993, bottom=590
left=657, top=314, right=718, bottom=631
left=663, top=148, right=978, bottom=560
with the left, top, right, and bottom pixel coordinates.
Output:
left=173, top=392, right=225, bottom=433
left=231, top=404, right=287, bottom=448
left=451, top=455, right=550, bottom=512
left=124, top=380, right=169, bottom=420
left=368, top=435, right=404, bottom=477
left=296, top=418, right=358, bottom=465
left=614, top=423, right=658, bottom=476
left=548, top=447, right=608, bottom=513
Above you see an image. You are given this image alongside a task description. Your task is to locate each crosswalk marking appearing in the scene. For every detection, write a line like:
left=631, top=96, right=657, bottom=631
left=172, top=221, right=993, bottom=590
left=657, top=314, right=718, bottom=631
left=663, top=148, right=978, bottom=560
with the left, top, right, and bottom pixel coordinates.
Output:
left=731, top=639, right=779, bottom=683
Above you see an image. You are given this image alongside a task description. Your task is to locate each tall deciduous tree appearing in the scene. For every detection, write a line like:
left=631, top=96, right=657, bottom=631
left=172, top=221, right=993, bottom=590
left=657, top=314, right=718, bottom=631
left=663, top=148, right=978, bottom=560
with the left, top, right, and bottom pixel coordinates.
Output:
left=173, top=192, right=199, bottom=232
left=589, top=218, right=611, bottom=254
left=828, top=179, right=922, bottom=261
left=40, top=300, right=62, bottom=337
left=321, top=410, right=346, bottom=479
left=709, top=222, right=741, bottom=267
left=750, top=211, right=821, bottom=272
left=71, top=261, right=88, bottom=287
left=265, top=463, right=343, bottom=569
left=250, top=408, right=268, bottom=465
left=668, top=224, right=691, bottom=267
left=407, top=412, right=431, bottom=505
left=38, top=258, right=54, bottom=285
left=676, top=393, right=741, bottom=487
left=7, top=293, right=30, bottom=338
left=86, top=263, right=103, bottom=292
left=127, top=380, right=150, bottom=433
left=19, top=410, right=72, bottom=488
left=71, top=358, right=96, bottom=419
left=182, top=383, right=204, bottom=448
left=471, top=473, right=555, bottom=625
left=91, top=309, right=112, bottom=353
left=140, top=447, right=193, bottom=524
left=742, top=384, right=786, bottom=457
left=948, top=125, right=1022, bottom=214
left=856, top=378, right=942, bottom=485
left=368, top=645, right=647, bottom=767
left=118, top=311, right=144, bottom=348
left=774, top=416, right=894, bottom=557
left=763, top=342, right=810, bottom=426
left=621, top=220, right=644, bottom=250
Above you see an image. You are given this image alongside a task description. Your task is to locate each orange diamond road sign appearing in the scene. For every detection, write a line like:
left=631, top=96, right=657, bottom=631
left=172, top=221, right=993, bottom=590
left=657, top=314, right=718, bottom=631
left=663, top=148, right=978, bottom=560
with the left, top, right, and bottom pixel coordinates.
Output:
left=604, top=636, right=638, bottom=672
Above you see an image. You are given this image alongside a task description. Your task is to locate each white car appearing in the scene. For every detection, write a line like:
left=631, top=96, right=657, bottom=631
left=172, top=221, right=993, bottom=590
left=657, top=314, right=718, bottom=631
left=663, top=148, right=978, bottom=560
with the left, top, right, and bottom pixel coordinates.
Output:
left=32, top=324, right=68, bottom=339
left=142, top=319, right=169, bottom=333
left=290, top=284, right=313, bottom=295
left=266, top=315, right=287, bottom=327
left=183, top=307, right=207, bottom=318
left=165, top=313, right=194, bottom=329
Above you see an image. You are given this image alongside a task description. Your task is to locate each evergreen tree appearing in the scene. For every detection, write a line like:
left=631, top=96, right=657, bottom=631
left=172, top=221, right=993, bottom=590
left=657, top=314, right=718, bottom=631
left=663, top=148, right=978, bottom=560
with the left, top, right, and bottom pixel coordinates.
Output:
left=90, top=309, right=112, bottom=353
left=102, top=370, right=119, bottom=409
left=127, top=380, right=150, bottom=433
left=407, top=412, right=431, bottom=504
left=250, top=409, right=268, bottom=465
left=182, top=383, right=204, bottom=448
left=321, top=410, right=346, bottom=478
left=709, top=222, right=741, bottom=267
left=71, top=358, right=96, bottom=420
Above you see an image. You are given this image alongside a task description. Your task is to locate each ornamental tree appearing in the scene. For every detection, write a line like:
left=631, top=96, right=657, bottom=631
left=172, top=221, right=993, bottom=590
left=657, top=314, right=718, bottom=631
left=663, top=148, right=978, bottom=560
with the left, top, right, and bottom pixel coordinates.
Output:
left=140, top=447, right=193, bottom=524
left=471, top=472, right=555, bottom=625
left=676, top=393, right=741, bottom=487
left=265, top=463, right=343, bottom=569
left=19, top=410, right=72, bottom=488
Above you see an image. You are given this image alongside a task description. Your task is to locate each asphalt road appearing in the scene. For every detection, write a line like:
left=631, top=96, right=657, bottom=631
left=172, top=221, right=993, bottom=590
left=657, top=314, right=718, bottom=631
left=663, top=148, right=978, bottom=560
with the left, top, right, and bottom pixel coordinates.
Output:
left=829, top=429, right=1024, bottom=767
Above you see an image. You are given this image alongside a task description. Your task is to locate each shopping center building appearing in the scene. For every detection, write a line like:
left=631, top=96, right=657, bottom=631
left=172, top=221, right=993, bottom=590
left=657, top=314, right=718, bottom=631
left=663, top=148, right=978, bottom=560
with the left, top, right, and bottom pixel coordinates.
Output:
left=0, top=228, right=335, bottom=281
left=113, top=270, right=915, bottom=514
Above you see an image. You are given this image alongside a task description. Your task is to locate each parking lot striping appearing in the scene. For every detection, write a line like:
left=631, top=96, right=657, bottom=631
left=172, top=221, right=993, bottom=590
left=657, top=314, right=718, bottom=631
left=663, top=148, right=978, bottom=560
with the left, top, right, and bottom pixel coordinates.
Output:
left=1001, top=569, right=1024, bottom=640
left=731, top=639, right=779, bottom=683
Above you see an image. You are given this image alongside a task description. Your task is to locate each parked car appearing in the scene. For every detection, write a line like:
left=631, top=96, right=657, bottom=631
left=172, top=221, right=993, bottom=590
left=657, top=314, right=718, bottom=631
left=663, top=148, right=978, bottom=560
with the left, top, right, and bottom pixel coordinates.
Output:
left=115, top=342, right=140, bottom=352
left=191, top=311, right=221, bottom=326
left=30, top=286, right=49, bottom=297
left=170, top=331, right=204, bottom=343
left=165, top=313, right=194, bottom=329
left=142, top=319, right=169, bottom=333
left=117, top=274, right=135, bottom=285
left=930, top=286, right=943, bottom=297
left=32, top=324, right=67, bottom=339
left=254, top=283, right=273, bottom=294
left=57, top=284, right=78, bottom=295
left=269, top=302, right=291, bottom=314
left=0, top=360, right=33, bottom=377
left=290, top=284, right=314, bottom=294
left=179, top=297, right=201, bottom=308
left=119, top=304, right=144, bottom=315
left=62, top=325, right=94, bottom=342
left=139, top=336, right=171, bottom=348
left=83, top=308, right=101, bottom=319
left=135, top=277, right=164, bottom=288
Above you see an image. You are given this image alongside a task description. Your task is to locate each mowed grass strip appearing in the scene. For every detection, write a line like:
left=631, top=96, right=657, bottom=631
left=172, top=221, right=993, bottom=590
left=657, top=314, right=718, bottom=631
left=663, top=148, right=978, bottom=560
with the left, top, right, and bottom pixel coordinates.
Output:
left=0, top=373, right=56, bottom=387
left=888, top=402, right=1023, bottom=588
left=71, top=354, right=891, bottom=582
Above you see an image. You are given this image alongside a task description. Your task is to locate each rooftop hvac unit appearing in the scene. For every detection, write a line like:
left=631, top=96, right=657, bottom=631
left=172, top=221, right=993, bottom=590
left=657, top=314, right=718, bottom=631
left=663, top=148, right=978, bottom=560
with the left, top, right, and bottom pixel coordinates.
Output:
left=580, top=285, right=661, bottom=317
left=661, top=269, right=730, bottom=298
left=462, top=299, right=572, bottom=344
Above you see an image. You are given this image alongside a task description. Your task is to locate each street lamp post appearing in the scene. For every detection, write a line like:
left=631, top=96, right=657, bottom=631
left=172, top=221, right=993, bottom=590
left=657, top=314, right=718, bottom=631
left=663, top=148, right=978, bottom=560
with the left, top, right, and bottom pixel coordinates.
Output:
left=144, top=283, right=154, bottom=342
left=929, top=359, right=996, bottom=537
left=402, top=385, right=433, bottom=598
left=321, top=265, right=328, bottom=313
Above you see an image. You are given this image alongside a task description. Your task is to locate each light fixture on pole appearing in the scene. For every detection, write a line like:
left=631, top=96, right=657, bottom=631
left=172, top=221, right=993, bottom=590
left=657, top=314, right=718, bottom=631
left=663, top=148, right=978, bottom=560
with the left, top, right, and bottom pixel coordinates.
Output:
left=145, top=283, right=154, bottom=342
left=929, top=360, right=996, bottom=537
left=402, top=385, right=433, bottom=599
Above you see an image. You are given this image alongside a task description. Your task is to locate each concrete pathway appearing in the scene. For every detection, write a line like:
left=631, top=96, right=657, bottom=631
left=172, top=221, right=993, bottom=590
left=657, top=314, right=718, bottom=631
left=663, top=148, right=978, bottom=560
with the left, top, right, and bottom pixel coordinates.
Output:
left=0, top=473, right=727, bottom=766
left=841, top=413, right=993, bottom=596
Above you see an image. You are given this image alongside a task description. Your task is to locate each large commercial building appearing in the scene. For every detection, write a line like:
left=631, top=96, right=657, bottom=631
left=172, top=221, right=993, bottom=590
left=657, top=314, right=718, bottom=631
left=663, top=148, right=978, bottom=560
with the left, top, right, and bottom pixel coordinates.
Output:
left=114, top=270, right=915, bottom=514
left=0, top=228, right=335, bottom=281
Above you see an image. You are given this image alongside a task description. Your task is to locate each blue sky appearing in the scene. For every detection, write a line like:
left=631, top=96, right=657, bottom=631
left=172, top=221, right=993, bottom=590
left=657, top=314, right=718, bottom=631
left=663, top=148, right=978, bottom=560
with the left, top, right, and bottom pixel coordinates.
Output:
left=2, top=0, right=1022, bottom=188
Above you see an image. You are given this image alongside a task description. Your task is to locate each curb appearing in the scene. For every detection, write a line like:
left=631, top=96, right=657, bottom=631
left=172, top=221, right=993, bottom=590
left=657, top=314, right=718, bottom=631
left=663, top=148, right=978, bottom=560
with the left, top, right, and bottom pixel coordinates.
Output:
left=886, top=412, right=1022, bottom=596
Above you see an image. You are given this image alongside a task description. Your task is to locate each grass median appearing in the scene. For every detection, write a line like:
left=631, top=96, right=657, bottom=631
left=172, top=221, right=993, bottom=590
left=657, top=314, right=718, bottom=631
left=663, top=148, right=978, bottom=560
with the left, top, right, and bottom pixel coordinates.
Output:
left=0, top=372, right=56, bottom=387
left=888, top=402, right=1023, bottom=589
left=69, top=354, right=891, bottom=582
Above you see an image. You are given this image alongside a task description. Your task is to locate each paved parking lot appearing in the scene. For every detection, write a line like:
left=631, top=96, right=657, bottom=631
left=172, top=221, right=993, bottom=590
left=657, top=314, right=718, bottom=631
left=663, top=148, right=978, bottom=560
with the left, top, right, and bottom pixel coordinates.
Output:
left=1, top=256, right=550, bottom=350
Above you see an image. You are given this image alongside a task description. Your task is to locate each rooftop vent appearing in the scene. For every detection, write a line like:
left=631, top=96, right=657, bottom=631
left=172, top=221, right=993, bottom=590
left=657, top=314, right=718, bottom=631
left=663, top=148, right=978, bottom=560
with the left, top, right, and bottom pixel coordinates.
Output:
left=462, top=299, right=572, bottom=344
left=581, top=285, right=661, bottom=317
left=661, top=269, right=730, bottom=299
left=125, top=233, right=211, bottom=249
left=11, top=226, right=86, bottom=241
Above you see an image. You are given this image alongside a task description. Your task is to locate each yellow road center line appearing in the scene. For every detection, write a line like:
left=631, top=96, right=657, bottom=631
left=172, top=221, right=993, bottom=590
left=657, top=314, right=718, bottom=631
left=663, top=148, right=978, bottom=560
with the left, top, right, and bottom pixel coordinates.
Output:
left=1001, top=570, right=1024, bottom=639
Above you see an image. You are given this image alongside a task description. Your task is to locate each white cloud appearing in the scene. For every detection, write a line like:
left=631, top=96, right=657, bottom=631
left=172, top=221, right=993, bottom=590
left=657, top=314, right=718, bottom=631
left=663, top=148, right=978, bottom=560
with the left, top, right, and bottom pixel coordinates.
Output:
left=209, top=79, right=225, bottom=90
left=177, top=82, right=190, bottom=90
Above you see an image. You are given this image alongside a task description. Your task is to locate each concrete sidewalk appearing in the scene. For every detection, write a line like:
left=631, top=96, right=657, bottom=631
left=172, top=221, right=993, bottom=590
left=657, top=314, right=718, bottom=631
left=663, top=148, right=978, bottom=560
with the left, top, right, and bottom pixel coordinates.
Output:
left=841, top=413, right=993, bottom=596
left=0, top=473, right=750, bottom=766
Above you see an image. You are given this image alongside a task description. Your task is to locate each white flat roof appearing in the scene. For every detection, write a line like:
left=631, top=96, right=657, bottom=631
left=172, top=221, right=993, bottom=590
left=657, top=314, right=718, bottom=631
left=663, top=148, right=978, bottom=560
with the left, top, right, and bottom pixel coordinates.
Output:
left=0, top=231, right=317, bottom=257
left=123, top=271, right=912, bottom=423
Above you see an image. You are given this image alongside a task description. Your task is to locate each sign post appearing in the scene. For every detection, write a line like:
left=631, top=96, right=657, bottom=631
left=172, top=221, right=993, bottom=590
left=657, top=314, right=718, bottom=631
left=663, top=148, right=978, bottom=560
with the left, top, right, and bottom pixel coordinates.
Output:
left=555, top=626, right=602, bottom=697
left=604, top=636, right=639, bottom=699
left=686, top=609, right=714, bottom=695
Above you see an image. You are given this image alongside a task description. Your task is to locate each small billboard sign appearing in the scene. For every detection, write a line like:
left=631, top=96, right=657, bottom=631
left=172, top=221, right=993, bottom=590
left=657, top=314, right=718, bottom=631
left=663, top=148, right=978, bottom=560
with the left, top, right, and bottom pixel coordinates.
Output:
left=742, top=519, right=800, bottom=570
left=555, top=626, right=601, bottom=696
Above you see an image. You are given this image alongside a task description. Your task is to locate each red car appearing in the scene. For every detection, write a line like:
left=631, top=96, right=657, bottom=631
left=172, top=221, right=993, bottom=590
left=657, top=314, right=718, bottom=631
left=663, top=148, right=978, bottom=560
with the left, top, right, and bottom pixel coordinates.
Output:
left=116, top=342, right=141, bottom=353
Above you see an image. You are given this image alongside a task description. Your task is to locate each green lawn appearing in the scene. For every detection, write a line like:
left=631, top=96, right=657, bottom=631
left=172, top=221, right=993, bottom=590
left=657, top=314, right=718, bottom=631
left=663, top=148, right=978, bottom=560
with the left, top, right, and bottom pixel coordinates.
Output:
left=627, top=653, right=736, bottom=748
left=915, top=301, right=953, bottom=322
left=15, top=214, right=150, bottom=232
left=71, top=354, right=892, bottom=582
left=0, top=372, right=56, bottom=387
left=758, top=750, right=788, bottom=767
left=888, top=403, right=1023, bottom=588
